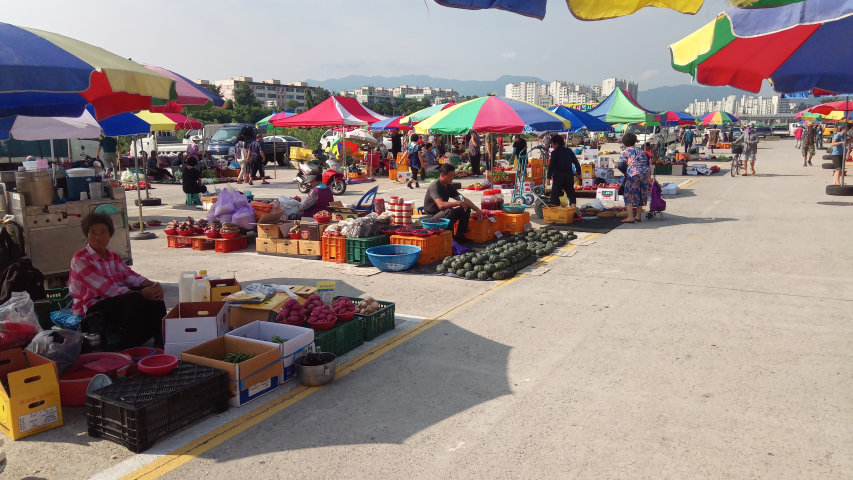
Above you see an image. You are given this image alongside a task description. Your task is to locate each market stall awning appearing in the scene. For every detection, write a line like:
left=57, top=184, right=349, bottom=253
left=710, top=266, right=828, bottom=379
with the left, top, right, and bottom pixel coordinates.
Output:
left=659, top=111, right=696, bottom=126
left=400, top=102, right=456, bottom=125
left=669, top=0, right=853, bottom=94
left=699, top=111, right=739, bottom=125
left=0, top=108, right=102, bottom=141
left=414, top=96, right=570, bottom=135
left=433, top=0, right=704, bottom=21
left=0, top=22, right=177, bottom=120
left=271, top=96, right=388, bottom=128
left=546, top=106, right=612, bottom=132
left=586, top=89, right=661, bottom=124
left=133, top=111, right=202, bottom=131
left=141, top=64, right=226, bottom=113
left=369, top=115, right=413, bottom=131
left=258, top=111, right=294, bottom=129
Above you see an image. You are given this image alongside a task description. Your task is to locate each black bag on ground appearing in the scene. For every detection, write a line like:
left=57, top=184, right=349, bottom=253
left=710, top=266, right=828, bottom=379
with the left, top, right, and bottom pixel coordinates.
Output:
left=0, top=257, right=45, bottom=305
left=0, top=228, right=22, bottom=279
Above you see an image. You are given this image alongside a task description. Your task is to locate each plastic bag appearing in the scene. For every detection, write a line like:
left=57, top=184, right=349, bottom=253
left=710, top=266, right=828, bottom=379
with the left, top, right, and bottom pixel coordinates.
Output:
left=278, top=197, right=301, bottom=220
left=231, top=204, right=255, bottom=230
left=50, top=308, right=82, bottom=329
left=215, top=187, right=235, bottom=216
left=27, top=330, right=82, bottom=376
left=232, top=189, right=248, bottom=209
left=0, top=292, right=41, bottom=351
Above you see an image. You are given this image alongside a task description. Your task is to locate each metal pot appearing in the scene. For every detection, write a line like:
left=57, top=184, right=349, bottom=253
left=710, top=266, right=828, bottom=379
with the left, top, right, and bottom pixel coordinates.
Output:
left=15, top=170, right=56, bottom=206
left=0, top=171, right=16, bottom=191
left=294, top=352, right=337, bottom=387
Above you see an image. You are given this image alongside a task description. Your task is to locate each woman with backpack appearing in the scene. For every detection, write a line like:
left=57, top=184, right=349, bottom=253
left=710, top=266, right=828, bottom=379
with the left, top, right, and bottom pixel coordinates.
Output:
left=406, top=134, right=426, bottom=188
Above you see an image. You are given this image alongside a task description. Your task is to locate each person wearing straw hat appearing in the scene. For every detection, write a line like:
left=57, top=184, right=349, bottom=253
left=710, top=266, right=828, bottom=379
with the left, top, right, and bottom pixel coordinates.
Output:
left=185, top=135, right=201, bottom=161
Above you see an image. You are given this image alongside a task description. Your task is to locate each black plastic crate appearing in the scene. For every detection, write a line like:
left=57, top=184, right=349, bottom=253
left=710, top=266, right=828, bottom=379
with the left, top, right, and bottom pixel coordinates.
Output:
left=314, top=318, right=363, bottom=358
left=335, top=296, right=396, bottom=342
left=86, top=361, right=228, bottom=453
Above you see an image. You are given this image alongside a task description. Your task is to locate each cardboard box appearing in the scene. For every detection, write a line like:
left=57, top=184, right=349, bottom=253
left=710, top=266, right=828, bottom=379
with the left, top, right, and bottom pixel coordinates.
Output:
left=298, top=220, right=337, bottom=241
left=256, top=238, right=278, bottom=253
left=228, top=293, right=289, bottom=329
left=277, top=220, right=297, bottom=238
left=327, top=201, right=365, bottom=221
left=164, top=302, right=230, bottom=352
left=181, top=336, right=283, bottom=407
left=298, top=240, right=321, bottom=256
left=256, top=213, right=283, bottom=239
left=581, top=164, right=595, bottom=179
left=671, top=164, right=684, bottom=176
left=581, top=178, right=595, bottom=187
left=0, top=349, right=63, bottom=440
left=276, top=239, right=299, bottom=255
left=595, top=168, right=615, bottom=180
left=226, top=321, right=315, bottom=383
left=210, top=278, right=241, bottom=302
left=288, top=285, right=317, bottom=304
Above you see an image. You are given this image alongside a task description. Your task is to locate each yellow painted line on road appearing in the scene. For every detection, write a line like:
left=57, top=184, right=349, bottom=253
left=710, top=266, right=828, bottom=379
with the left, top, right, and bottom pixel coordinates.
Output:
left=679, top=178, right=700, bottom=189
left=120, top=231, right=598, bottom=479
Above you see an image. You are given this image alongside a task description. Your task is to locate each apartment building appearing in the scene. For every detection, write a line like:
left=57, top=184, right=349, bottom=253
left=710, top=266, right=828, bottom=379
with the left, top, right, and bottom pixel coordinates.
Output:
left=207, top=77, right=317, bottom=111
left=505, top=81, right=539, bottom=105
left=685, top=95, right=796, bottom=117
left=602, top=78, right=639, bottom=99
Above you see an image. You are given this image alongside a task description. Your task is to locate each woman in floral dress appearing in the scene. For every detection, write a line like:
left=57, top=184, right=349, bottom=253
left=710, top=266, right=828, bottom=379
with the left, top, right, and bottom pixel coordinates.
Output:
left=619, top=132, right=652, bottom=223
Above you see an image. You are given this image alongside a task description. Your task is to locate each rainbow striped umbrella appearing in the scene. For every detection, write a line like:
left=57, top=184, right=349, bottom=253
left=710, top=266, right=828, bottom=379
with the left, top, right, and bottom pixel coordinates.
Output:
left=413, top=97, right=569, bottom=134
left=434, top=0, right=704, bottom=21
left=400, top=102, right=456, bottom=125
left=699, top=112, right=739, bottom=125
left=141, top=64, right=225, bottom=113
left=0, top=22, right=176, bottom=120
left=660, top=111, right=696, bottom=126
left=669, top=0, right=853, bottom=95
left=369, top=115, right=413, bottom=131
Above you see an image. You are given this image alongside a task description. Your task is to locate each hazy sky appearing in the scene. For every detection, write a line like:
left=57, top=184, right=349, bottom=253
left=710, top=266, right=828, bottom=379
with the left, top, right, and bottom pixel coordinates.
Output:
left=3, top=0, right=769, bottom=92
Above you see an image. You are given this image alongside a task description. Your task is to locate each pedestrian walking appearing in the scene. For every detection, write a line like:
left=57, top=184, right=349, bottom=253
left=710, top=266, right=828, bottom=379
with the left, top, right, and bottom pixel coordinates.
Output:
left=391, top=131, right=403, bottom=161
left=735, top=124, right=759, bottom=175
left=802, top=124, right=818, bottom=166
left=96, top=135, right=119, bottom=176
left=248, top=134, right=269, bottom=184
left=619, top=132, right=652, bottom=223
left=406, top=134, right=425, bottom=189
left=683, top=127, right=695, bottom=153
left=707, top=125, right=720, bottom=154
left=794, top=125, right=804, bottom=148
left=546, top=134, right=581, bottom=209
left=512, top=134, right=527, bottom=161
left=816, top=123, right=824, bottom=148
left=829, top=123, right=848, bottom=186
left=234, top=135, right=250, bottom=184
left=468, top=130, right=482, bottom=177
left=497, top=134, right=504, bottom=160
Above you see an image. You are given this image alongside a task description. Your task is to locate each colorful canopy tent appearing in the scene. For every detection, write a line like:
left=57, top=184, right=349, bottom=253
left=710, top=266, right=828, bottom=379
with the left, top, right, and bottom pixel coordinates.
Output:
left=669, top=0, right=853, bottom=94
left=270, top=96, right=388, bottom=128
left=0, top=23, right=175, bottom=120
left=369, top=116, right=413, bottom=131
left=141, top=64, right=225, bottom=113
left=544, top=106, right=612, bottom=132
left=659, top=111, right=696, bottom=126
left=400, top=102, right=456, bottom=125
left=586, top=89, right=662, bottom=124
left=414, top=96, right=570, bottom=134
left=612, top=124, right=628, bottom=132
left=325, top=138, right=359, bottom=155
left=699, top=112, right=739, bottom=125
left=433, top=0, right=703, bottom=21
left=257, top=111, right=294, bottom=130
left=133, top=111, right=201, bottom=131
left=808, top=101, right=853, bottom=116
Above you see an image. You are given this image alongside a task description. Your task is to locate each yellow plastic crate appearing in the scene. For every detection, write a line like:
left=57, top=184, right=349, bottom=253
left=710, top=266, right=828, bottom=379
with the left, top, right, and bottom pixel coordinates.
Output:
left=290, top=147, right=313, bottom=161
left=543, top=206, right=574, bottom=225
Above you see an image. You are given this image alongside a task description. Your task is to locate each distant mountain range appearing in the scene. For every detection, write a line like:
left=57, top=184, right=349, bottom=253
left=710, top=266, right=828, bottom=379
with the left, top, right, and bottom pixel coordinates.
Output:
left=307, top=74, right=819, bottom=112
left=306, top=75, right=548, bottom=97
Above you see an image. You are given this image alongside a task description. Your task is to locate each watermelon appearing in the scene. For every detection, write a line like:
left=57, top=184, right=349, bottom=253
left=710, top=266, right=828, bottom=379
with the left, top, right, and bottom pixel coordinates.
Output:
left=456, top=269, right=467, bottom=277
left=477, top=271, right=490, bottom=280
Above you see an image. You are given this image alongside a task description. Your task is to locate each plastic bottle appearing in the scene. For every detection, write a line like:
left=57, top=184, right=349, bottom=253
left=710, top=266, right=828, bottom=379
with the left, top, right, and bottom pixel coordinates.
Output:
left=179, top=271, right=197, bottom=303
left=191, top=276, right=210, bottom=302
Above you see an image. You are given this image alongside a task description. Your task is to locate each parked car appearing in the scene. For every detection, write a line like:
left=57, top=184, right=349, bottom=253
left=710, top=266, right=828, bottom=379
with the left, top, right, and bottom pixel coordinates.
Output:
left=771, top=124, right=789, bottom=137
left=755, top=127, right=772, bottom=138
left=207, top=123, right=288, bottom=166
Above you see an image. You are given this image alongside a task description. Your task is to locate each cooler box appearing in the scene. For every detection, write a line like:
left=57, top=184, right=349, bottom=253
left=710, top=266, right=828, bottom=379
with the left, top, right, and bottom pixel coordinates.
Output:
left=66, top=168, right=97, bottom=201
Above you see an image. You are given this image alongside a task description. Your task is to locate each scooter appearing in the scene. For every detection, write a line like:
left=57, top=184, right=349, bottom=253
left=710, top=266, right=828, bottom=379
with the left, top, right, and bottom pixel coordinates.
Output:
left=294, top=159, right=347, bottom=195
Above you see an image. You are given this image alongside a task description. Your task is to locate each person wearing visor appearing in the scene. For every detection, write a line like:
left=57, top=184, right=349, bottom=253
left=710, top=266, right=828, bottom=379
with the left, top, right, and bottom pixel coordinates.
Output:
left=297, top=164, right=333, bottom=216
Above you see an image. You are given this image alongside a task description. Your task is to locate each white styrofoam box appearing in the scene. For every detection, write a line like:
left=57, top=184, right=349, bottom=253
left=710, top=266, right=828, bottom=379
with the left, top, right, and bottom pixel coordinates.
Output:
left=595, top=168, right=615, bottom=180
left=226, top=321, right=315, bottom=384
left=581, top=179, right=595, bottom=187
left=661, top=183, right=679, bottom=195
left=164, top=302, right=229, bottom=345
left=595, top=188, right=618, bottom=203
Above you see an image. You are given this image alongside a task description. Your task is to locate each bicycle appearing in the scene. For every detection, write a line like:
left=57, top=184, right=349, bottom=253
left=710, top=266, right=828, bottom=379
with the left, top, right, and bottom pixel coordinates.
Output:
left=730, top=144, right=744, bottom=177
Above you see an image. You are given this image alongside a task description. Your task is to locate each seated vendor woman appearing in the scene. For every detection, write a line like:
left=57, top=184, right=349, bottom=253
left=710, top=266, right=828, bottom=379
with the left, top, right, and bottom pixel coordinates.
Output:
left=70, top=213, right=166, bottom=349
left=423, top=163, right=481, bottom=243
left=182, top=157, right=208, bottom=194
left=298, top=163, right=333, bottom=216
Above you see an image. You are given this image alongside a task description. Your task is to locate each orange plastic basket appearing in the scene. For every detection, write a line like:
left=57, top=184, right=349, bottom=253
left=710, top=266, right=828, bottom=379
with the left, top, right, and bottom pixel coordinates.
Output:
left=464, top=218, right=495, bottom=243
left=167, top=235, right=193, bottom=248
left=497, top=212, right=530, bottom=235
left=214, top=236, right=248, bottom=253
left=391, top=234, right=441, bottom=265
left=322, top=236, right=347, bottom=263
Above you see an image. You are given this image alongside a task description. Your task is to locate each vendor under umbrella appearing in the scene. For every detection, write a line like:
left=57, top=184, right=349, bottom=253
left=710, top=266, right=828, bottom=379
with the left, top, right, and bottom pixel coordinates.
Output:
left=423, top=163, right=481, bottom=243
left=69, top=213, right=166, bottom=349
left=298, top=163, right=333, bottom=216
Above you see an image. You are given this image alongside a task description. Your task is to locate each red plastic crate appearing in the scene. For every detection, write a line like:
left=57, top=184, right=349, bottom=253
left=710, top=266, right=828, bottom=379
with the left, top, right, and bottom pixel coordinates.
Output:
left=192, top=237, right=215, bottom=251
left=214, top=236, right=248, bottom=253
left=321, top=236, right=347, bottom=263
left=167, top=235, right=193, bottom=248
left=391, top=234, right=441, bottom=265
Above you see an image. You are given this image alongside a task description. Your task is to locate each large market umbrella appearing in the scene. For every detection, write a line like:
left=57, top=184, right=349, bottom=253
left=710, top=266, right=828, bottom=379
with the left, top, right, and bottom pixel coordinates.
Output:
left=345, top=129, right=378, bottom=145
left=699, top=111, right=739, bottom=125
left=659, top=111, right=696, bottom=126
left=586, top=88, right=662, bottom=124
left=668, top=0, right=853, bottom=95
left=270, top=96, right=388, bottom=128
left=546, top=106, right=612, bottom=132
left=257, top=111, right=294, bottom=130
left=400, top=102, right=456, bottom=125
left=807, top=101, right=853, bottom=116
left=133, top=111, right=202, bottom=131
left=369, top=115, right=413, bottom=131
left=140, top=64, right=225, bottom=113
left=0, top=23, right=176, bottom=120
left=433, top=0, right=704, bottom=21
left=0, top=109, right=102, bottom=142
left=414, top=96, right=570, bottom=134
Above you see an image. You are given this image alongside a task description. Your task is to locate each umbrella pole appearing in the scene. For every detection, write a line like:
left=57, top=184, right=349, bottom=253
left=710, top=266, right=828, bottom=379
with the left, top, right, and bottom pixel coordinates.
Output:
left=842, top=96, right=849, bottom=187
left=132, top=134, right=155, bottom=240
left=273, top=130, right=277, bottom=179
left=50, top=139, right=55, bottom=163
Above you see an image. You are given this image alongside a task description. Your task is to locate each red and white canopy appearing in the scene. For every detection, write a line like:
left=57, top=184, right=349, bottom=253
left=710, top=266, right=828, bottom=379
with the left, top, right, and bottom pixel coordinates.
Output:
left=270, top=96, right=388, bottom=128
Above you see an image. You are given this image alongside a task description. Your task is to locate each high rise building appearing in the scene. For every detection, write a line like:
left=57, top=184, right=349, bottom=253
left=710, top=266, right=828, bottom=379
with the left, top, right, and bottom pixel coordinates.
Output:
left=601, top=78, right=639, bottom=99
left=505, top=81, right=540, bottom=105
left=209, top=77, right=317, bottom=112
left=685, top=94, right=796, bottom=117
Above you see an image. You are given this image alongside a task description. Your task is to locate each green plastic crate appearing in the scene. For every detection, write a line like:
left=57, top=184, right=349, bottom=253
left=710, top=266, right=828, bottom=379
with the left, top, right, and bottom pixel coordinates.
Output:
left=313, top=317, right=363, bottom=358
left=346, top=235, right=390, bottom=266
left=34, top=287, right=72, bottom=330
left=336, top=296, right=396, bottom=342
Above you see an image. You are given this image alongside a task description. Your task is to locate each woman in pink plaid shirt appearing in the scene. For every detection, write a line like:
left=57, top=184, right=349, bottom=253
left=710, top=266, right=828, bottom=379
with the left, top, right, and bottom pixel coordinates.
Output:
left=69, top=213, right=166, bottom=348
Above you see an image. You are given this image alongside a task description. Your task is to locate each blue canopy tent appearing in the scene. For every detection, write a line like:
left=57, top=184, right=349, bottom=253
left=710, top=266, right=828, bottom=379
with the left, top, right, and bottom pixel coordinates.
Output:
left=548, top=106, right=613, bottom=132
